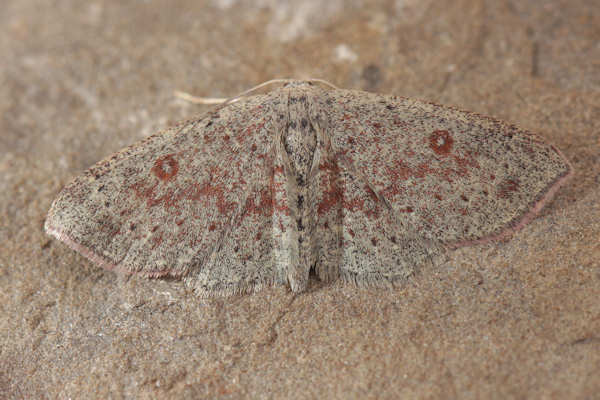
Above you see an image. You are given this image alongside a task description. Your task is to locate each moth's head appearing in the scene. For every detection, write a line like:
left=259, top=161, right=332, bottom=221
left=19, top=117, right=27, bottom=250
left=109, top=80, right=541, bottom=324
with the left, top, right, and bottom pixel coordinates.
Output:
left=282, top=80, right=314, bottom=88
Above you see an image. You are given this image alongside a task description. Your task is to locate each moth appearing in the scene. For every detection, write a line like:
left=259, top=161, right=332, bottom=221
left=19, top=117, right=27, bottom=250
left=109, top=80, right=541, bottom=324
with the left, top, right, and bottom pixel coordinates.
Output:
left=46, top=80, right=573, bottom=296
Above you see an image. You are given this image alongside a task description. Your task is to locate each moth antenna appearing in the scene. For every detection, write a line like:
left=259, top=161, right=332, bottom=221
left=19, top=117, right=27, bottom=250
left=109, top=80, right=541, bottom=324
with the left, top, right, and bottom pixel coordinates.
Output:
left=174, top=78, right=339, bottom=106
left=173, top=91, right=227, bottom=105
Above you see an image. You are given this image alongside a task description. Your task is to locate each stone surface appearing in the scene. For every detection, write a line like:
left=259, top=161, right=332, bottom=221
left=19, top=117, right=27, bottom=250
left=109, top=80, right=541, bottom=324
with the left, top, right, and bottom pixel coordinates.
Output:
left=1, top=0, right=599, bottom=398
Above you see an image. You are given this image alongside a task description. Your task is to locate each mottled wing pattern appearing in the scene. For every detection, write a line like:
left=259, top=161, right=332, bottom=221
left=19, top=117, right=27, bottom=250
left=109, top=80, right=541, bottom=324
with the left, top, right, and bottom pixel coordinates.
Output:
left=312, top=89, right=439, bottom=286
left=336, top=164, right=439, bottom=285
left=309, top=156, right=344, bottom=284
left=47, top=81, right=573, bottom=295
left=327, top=89, right=572, bottom=249
left=46, top=94, right=278, bottom=295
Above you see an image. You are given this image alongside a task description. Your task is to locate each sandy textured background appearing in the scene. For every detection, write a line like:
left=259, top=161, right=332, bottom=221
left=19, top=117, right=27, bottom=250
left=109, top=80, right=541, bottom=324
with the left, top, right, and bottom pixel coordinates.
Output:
left=1, top=0, right=599, bottom=398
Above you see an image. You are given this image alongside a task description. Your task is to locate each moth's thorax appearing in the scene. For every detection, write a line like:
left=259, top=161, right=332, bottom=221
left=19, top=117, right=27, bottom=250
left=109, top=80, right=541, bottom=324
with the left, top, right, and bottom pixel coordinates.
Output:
left=279, top=87, right=319, bottom=186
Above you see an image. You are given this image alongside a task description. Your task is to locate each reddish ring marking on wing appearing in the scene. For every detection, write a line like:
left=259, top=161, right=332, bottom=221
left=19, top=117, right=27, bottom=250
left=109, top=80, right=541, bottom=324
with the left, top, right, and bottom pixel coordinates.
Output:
left=429, top=130, right=454, bottom=156
left=151, top=154, right=179, bottom=181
